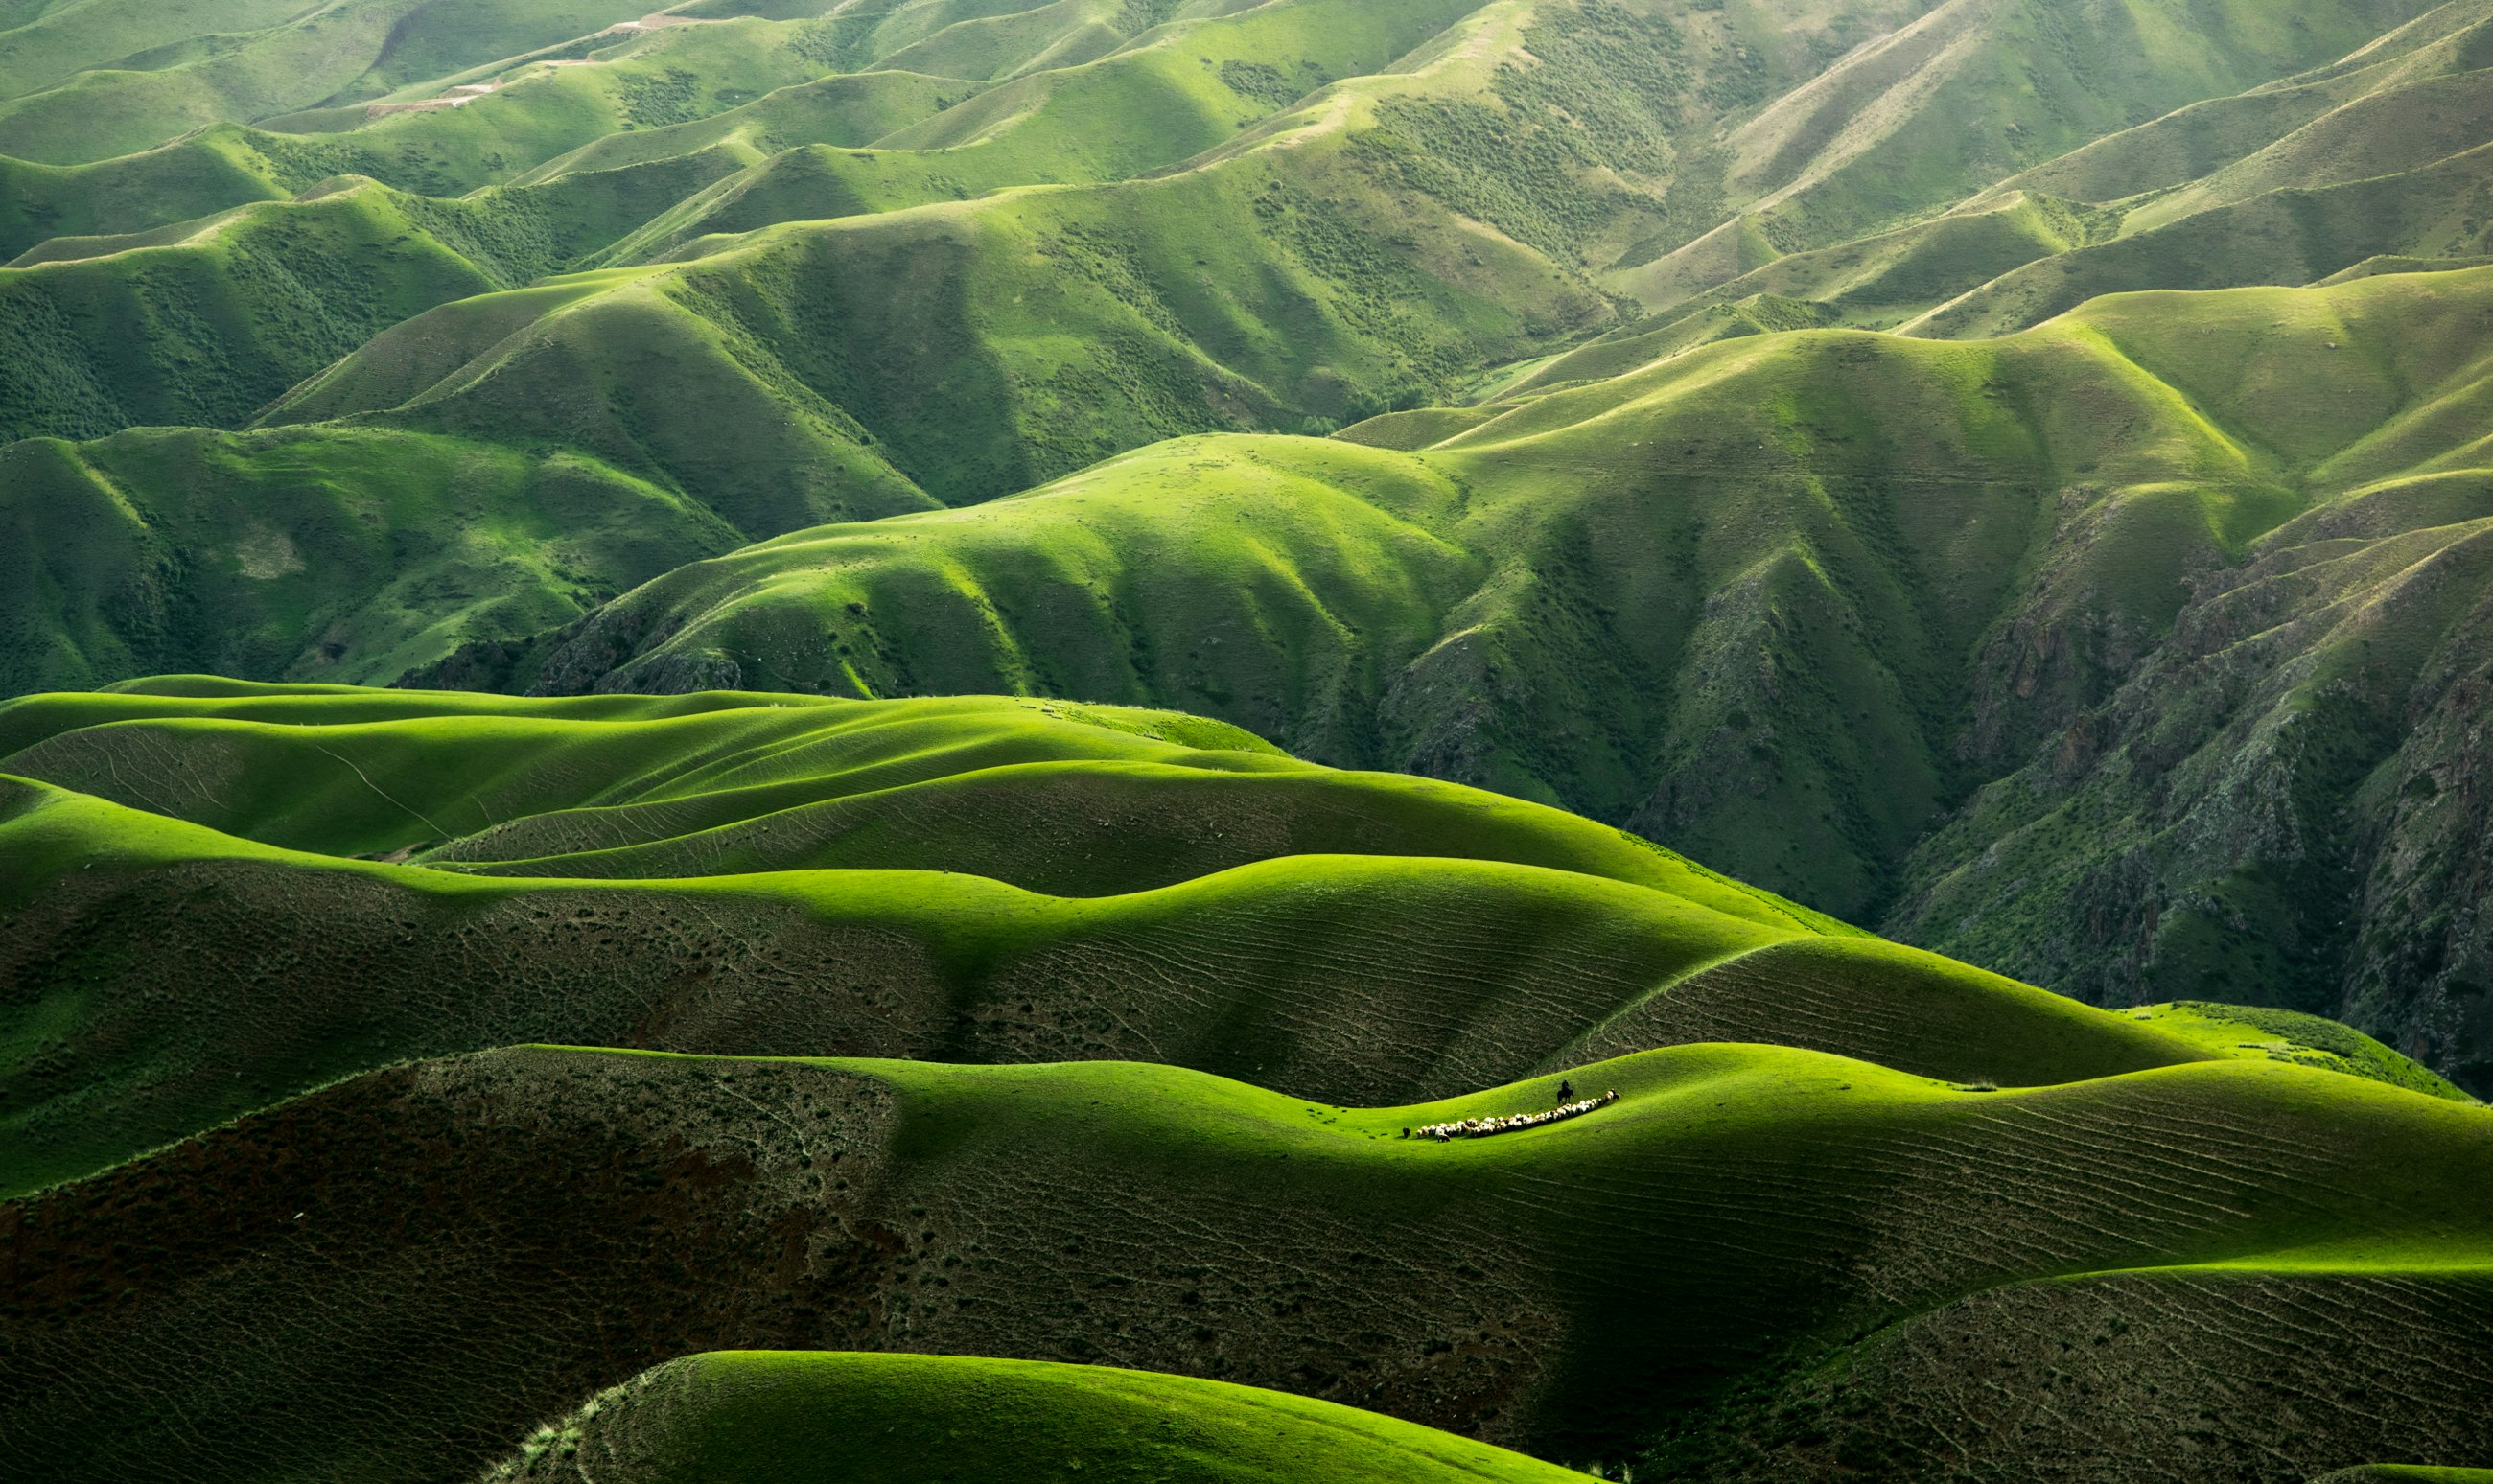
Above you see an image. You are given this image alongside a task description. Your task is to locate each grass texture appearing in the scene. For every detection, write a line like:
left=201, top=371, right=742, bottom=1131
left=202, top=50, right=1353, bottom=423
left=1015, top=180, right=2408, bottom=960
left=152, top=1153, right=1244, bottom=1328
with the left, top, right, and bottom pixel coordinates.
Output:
left=8, top=7, right=2493, bottom=1484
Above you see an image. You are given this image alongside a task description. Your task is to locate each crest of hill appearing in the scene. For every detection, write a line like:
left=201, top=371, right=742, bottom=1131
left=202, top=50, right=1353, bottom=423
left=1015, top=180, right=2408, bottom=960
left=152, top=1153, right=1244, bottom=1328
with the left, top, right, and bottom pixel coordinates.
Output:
left=12, top=0, right=2478, bottom=708
left=0, top=179, right=518, bottom=444
left=2, top=1042, right=2486, bottom=1481
left=0, top=420, right=844, bottom=695
left=7, top=0, right=2453, bottom=614
left=0, top=0, right=727, bottom=165
left=2, top=0, right=1991, bottom=473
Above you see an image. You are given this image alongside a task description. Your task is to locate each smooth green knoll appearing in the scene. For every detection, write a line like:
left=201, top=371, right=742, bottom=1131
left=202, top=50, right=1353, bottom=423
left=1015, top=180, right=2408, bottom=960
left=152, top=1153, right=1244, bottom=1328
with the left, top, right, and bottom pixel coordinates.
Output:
left=484, top=1352, right=1591, bottom=1484
left=5, top=1044, right=2488, bottom=1482
left=24, top=680, right=2453, bottom=1196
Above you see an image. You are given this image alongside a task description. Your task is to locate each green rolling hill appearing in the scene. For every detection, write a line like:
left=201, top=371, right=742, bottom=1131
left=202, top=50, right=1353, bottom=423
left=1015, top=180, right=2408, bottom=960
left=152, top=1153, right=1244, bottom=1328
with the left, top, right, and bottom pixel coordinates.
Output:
left=0, top=0, right=763, bottom=166
left=0, top=179, right=507, bottom=443
left=380, top=264, right=2493, bottom=1091
left=22, top=676, right=2404, bottom=1198
left=3, top=3, right=2489, bottom=1083
left=9, top=5, right=2493, bottom=1480
left=1525, top=0, right=2493, bottom=385
left=2, top=681, right=2480, bottom=1480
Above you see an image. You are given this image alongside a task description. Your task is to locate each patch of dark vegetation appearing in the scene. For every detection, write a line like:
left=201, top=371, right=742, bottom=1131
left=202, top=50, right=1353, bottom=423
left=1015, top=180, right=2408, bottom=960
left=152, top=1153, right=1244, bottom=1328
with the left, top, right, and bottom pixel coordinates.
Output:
left=1494, top=1, right=1689, bottom=173
left=1220, top=59, right=1332, bottom=110
left=618, top=67, right=707, bottom=131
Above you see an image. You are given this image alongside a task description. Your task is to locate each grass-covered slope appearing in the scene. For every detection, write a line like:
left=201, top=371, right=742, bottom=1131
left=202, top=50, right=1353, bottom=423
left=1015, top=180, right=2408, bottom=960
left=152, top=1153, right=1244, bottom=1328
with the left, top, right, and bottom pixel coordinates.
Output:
left=438, top=264, right=2493, bottom=1091
left=9, top=10, right=2493, bottom=1484
left=8, top=0, right=2463, bottom=695
left=1545, top=0, right=2493, bottom=376
left=483, top=1352, right=1590, bottom=1484
left=0, top=0, right=729, bottom=165
left=0, top=685, right=2477, bottom=1483
left=0, top=423, right=810, bottom=698
left=1606, top=0, right=2428, bottom=312
left=29, top=678, right=2428, bottom=1197
left=3, top=1042, right=2486, bottom=1483
left=0, top=180, right=507, bottom=442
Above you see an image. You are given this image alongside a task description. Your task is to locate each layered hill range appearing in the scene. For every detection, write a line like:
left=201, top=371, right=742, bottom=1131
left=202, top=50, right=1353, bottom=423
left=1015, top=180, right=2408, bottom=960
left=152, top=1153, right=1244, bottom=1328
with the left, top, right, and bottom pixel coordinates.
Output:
left=2, top=679, right=2489, bottom=1484
left=8, top=0, right=2493, bottom=1089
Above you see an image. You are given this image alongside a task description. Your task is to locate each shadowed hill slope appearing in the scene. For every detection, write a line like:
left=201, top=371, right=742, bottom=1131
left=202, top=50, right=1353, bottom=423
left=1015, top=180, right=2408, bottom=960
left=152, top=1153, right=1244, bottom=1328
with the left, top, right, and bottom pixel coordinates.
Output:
left=0, top=684, right=2478, bottom=1484
left=480, top=1352, right=1592, bottom=1484
left=0, top=180, right=510, bottom=443
left=0, top=419, right=860, bottom=697
left=2, top=1042, right=2486, bottom=1482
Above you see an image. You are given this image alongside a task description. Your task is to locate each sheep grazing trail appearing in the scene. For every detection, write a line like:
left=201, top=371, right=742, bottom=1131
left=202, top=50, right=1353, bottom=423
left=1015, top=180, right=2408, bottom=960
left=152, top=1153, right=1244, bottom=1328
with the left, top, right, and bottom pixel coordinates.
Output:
left=1406, top=1091, right=1620, bottom=1143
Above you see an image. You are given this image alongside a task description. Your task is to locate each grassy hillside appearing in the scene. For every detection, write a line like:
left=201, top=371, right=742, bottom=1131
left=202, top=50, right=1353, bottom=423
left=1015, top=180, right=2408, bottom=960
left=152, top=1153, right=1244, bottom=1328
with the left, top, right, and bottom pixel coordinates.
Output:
left=11, top=8, right=2493, bottom=1484
left=0, top=0, right=725, bottom=165
left=483, top=1352, right=1591, bottom=1484
left=424, top=265, right=2493, bottom=1094
left=7, top=0, right=2458, bottom=656
left=0, top=180, right=506, bottom=442
left=3, top=1040, right=2486, bottom=1482
left=1540, top=0, right=2493, bottom=379
left=33, top=678, right=2443, bottom=1196
left=0, top=423, right=858, bottom=698
left=1607, top=0, right=2430, bottom=312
